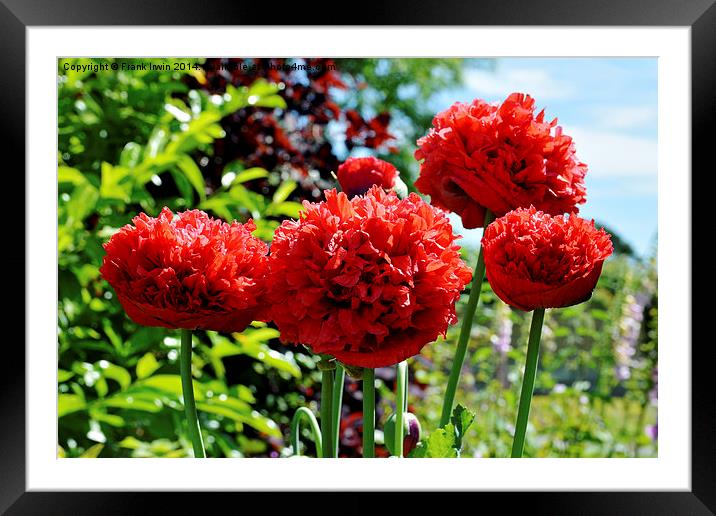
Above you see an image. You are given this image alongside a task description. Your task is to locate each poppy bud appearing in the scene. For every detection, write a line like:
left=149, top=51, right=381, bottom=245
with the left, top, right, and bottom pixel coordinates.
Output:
left=336, top=156, right=401, bottom=198
left=383, top=412, right=422, bottom=456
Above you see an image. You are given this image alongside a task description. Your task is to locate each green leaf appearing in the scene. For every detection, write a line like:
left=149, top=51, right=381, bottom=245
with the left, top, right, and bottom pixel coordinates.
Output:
left=58, top=166, right=87, bottom=186
left=246, top=79, right=287, bottom=109
left=164, top=100, right=192, bottom=123
left=266, top=201, right=303, bottom=219
left=99, top=162, right=132, bottom=202
left=196, top=398, right=281, bottom=437
left=228, top=184, right=263, bottom=218
left=408, top=404, right=475, bottom=458
left=94, top=377, right=109, bottom=397
left=146, top=127, right=169, bottom=158
left=219, top=80, right=285, bottom=113
left=212, top=335, right=300, bottom=378
left=232, top=384, right=257, bottom=404
left=119, top=142, right=143, bottom=168
left=134, top=374, right=189, bottom=398
left=58, top=369, right=75, bottom=382
left=240, top=327, right=280, bottom=343
left=101, top=320, right=124, bottom=354
left=118, top=436, right=143, bottom=450
left=246, top=78, right=279, bottom=97
left=167, top=111, right=223, bottom=154
left=223, top=84, right=249, bottom=113
left=79, top=443, right=104, bottom=458
left=118, top=437, right=184, bottom=458
left=126, top=327, right=167, bottom=356
left=187, top=89, right=203, bottom=116
left=232, top=167, right=270, bottom=184
left=169, top=167, right=195, bottom=205
left=58, top=394, right=86, bottom=417
left=590, top=309, right=610, bottom=321
left=133, top=153, right=177, bottom=184
left=450, top=404, right=476, bottom=449
left=71, top=263, right=100, bottom=287
left=200, top=395, right=252, bottom=414
left=64, top=182, right=99, bottom=226
left=199, top=196, right=234, bottom=221
left=251, top=219, right=279, bottom=242
left=252, top=95, right=287, bottom=109
left=136, top=353, right=160, bottom=379
left=553, top=326, right=570, bottom=338
left=272, top=180, right=297, bottom=204
left=99, top=394, right=164, bottom=413
left=97, top=360, right=131, bottom=390
left=176, top=154, right=206, bottom=201
left=410, top=428, right=457, bottom=458
left=89, top=407, right=125, bottom=427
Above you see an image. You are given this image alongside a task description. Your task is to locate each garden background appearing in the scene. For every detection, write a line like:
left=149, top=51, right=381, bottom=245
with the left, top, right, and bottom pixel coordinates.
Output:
left=57, top=57, right=658, bottom=458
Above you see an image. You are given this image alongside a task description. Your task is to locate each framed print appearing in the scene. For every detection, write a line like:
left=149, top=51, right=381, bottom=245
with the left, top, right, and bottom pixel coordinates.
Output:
left=2, top=0, right=713, bottom=513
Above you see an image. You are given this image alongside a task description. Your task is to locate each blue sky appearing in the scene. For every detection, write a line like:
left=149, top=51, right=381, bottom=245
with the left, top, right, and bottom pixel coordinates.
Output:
left=432, top=58, right=658, bottom=258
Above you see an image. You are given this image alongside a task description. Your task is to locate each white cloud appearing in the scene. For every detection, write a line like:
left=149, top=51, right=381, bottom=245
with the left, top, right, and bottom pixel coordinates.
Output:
left=447, top=213, right=482, bottom=247
left=563, top=126, right=657, bottom=178
left=590, top=105, right=657, bottom=131
left=463, top=67, right=575, bottom=101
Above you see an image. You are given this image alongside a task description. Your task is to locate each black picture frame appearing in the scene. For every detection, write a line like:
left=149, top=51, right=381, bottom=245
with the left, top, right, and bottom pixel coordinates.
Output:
left=2, top=1, right=711, bottom=513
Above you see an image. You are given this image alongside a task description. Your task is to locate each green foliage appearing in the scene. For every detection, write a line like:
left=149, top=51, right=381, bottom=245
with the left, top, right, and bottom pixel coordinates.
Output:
left=335, top=58, right=489, bottom=189
left=409, top=405, right=476, bottom=458
left=412, top=250, right=658, bottom=458
left=57, top=59, right=307, bottom=458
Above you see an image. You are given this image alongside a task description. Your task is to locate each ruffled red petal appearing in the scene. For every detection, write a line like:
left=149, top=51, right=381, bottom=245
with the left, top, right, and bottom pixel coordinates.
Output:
left=415, top=93, right=587, bottom=228
left=100, top=207, right=268, bottom=332
left=266, top=186, right=472, bottom=368
left=482, top=207, right=613, bottom=311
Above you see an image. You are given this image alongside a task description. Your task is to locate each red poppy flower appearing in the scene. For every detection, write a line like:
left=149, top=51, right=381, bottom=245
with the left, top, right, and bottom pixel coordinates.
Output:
left=100, top=207, right=268, bottom=332
left=337, top=156, right=398, bottom=198
left=482, top=207, right=613, bottom=311
left=414, top=93, right=587, bottom=229
left=266, top=186, right=472, bottom=368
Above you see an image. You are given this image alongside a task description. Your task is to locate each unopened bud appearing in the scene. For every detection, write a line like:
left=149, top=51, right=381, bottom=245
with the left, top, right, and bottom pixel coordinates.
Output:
left=384, top=412, right=422, bottom=456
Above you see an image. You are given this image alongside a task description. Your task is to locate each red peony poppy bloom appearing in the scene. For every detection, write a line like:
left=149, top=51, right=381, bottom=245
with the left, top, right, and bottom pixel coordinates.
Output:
left=482, top=207, right=613, bottom=311
left=266, top=186, right=472, bottom=368
left=100, top=207, right=268, bottom=332
left=414, top=92, right=587, bottom=229
left=337, top=156, right=398, bottom=198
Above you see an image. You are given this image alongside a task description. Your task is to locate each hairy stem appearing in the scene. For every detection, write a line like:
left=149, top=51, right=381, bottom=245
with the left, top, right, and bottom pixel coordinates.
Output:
left=511, top=308, right=546, bottom=458
left=180, top=329, right=205, bottom=458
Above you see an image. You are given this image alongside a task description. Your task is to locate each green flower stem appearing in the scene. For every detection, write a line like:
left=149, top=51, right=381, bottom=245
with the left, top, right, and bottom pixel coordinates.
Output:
left=362, top=368, right=376, bottom=458
left=320, top=369, right=334, bottom=459
left=402, top=362, right=409, bottom=412
left=440, top=208, right=495, bottom=427
left=511, top=307, right=546, bottom=458
left=395, top=361, right=408, bottom=457
left=290, top=407, right=323, bottom=457
left=180, top=329, right=205, bottom=458
left=331, top=364, right=345, bottom=458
